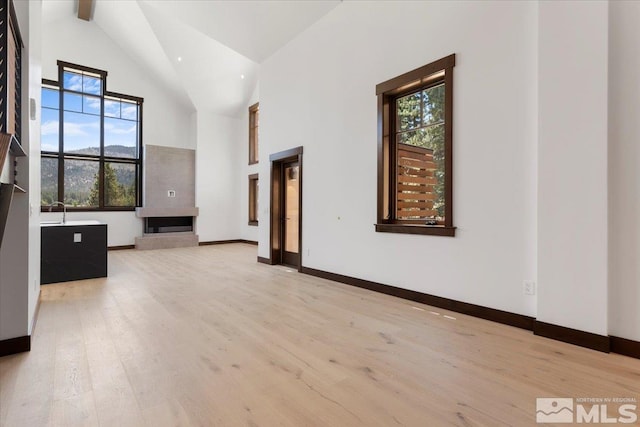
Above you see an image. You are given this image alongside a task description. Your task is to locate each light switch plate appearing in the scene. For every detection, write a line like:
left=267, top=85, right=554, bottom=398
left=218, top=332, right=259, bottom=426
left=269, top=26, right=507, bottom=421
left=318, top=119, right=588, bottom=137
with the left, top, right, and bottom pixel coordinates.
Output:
left=74, top=233, right=82, bottom=243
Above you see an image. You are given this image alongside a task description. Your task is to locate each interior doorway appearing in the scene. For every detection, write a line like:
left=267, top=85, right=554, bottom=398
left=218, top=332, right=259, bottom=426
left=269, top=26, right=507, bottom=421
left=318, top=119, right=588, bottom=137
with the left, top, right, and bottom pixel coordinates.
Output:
left=269, top=147, right=303, bottom=269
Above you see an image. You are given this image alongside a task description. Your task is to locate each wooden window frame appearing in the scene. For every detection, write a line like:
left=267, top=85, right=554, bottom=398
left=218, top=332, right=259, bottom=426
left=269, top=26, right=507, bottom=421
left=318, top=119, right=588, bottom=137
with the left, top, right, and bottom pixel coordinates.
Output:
left=248, top=102, right=259, bottom=165
left=375, top=54, right=456, bottom=237
left=248, top=173, right=259, bottom=226
left=40, top=61, right=144, bottom=212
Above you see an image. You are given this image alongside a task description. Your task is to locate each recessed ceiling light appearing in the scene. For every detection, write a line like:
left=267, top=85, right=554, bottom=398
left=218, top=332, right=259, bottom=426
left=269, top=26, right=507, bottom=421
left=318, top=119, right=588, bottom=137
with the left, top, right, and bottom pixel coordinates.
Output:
left=240, top=74, right=245, bottom=79
left=177, top=57, right=182, bottom=62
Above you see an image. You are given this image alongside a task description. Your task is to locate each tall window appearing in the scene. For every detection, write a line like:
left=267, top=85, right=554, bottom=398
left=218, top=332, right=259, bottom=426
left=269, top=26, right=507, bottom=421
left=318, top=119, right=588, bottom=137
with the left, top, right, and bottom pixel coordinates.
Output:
left=248, top=173, right=258, bottom=226
left=248, top=102, right=259, bottom=164
left=375, top=54, right=455, bottom=236
left=41, top=61, right=143, bottom=209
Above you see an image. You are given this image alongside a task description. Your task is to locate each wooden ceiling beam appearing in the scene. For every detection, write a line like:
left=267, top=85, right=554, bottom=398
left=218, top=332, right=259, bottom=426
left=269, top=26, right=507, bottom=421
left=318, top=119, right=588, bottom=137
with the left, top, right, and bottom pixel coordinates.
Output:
left=78, top=0, right=93, bottom=21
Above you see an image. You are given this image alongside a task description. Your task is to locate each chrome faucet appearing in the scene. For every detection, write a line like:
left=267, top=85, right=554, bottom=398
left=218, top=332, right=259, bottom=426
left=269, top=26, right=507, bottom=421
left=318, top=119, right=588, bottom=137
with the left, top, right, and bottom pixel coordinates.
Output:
left=49, top=201, right=67, bottom=224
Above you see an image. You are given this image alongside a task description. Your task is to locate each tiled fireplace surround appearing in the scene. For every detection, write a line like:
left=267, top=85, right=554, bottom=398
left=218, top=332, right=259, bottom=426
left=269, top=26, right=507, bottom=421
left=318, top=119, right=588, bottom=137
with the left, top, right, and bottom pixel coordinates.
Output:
left=135, top=145, right=199, bottom=250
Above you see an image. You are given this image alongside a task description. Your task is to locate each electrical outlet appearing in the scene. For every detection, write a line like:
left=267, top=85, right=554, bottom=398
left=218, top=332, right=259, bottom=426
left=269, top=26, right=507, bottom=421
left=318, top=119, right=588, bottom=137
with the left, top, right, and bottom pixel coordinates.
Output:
left=523, top=281, right=536, bottom=296
left=168, top=190, right=176, bottom=198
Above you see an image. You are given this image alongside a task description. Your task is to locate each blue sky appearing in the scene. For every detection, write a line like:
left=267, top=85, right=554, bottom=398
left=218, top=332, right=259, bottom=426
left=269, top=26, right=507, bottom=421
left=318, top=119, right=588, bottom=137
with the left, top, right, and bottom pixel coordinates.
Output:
left=41, top=87, right=138, bottom=155
left=63, top=71, right=101, bottom=95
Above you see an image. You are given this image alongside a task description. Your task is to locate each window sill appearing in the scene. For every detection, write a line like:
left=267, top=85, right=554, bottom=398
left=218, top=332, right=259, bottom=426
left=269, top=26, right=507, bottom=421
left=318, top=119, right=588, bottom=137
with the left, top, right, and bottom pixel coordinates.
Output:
left=248, top=221, right=258, bottom=226
left=248, top=160, right=259, bottom=166
left=375, top=223, right=456, bottom=237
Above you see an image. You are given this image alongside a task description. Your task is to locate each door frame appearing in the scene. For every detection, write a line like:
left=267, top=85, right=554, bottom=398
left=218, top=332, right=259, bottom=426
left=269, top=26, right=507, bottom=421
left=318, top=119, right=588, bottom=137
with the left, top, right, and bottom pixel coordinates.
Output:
left=269, top=146, right=303, bottom=270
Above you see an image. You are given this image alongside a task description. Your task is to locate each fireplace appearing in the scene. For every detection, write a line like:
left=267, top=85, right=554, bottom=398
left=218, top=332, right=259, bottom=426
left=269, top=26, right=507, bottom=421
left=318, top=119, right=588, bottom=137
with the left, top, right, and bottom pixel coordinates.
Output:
left=145, top=216, right=193, bottom=234
left=135, top=145, right=199, bottom=250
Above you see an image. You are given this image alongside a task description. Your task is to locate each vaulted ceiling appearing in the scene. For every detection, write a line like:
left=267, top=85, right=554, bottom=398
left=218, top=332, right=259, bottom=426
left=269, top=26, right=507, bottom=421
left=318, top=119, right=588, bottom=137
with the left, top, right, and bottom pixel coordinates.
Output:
left=41, top=0, right=341, bottom=116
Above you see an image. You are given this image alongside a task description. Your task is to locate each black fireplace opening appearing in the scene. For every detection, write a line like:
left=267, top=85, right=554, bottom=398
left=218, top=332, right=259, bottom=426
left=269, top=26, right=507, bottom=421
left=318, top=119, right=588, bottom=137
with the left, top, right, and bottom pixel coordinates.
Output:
left=145, top=216, right=193, bottom=234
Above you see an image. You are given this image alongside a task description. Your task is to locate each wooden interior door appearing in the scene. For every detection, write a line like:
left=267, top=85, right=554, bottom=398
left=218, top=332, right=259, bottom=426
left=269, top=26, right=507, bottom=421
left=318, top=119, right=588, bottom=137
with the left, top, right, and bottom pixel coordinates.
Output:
left=269, top=146, right=302, bottom=269
left=281, top=161, right=299, bottom=267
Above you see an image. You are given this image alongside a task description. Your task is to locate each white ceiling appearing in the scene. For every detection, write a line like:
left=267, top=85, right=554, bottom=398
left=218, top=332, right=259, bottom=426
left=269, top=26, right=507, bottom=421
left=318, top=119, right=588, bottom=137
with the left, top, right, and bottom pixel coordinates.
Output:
left=92, top=0, right=193, bottom=110
left=41, top=0, right=341, bottom=116
left=139, top=0, right=341, bottom=63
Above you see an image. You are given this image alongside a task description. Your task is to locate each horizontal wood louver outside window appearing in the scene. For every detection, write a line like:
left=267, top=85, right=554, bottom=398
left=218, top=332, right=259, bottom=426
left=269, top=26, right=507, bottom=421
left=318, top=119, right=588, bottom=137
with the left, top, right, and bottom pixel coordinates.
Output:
left=396, top=144, right=438, bottom=221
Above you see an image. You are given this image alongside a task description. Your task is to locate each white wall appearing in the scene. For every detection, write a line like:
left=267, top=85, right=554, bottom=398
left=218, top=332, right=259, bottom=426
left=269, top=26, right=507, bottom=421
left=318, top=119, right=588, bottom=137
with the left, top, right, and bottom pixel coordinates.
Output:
left=40, top=15, right=195, bottom=246
left=536, top=1, right=609, bottom=336
left=195, top=111, right=242, bottom=242
left=609, top=1, right=640, bottom=341
left=0, top=198, right=29, bottom=340
left=259, top=1, right=539, bottom=316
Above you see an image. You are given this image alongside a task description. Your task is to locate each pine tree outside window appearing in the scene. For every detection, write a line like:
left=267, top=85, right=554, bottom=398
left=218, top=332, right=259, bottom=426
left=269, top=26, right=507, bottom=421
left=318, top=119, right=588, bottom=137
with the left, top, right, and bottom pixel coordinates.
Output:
left=41, top=61, right=143, bottom=210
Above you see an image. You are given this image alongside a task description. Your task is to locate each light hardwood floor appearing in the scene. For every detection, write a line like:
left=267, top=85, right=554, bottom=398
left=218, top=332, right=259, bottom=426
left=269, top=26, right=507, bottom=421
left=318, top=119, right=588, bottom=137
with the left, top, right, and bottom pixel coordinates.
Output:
left=1, top=243, right=639, bottom=426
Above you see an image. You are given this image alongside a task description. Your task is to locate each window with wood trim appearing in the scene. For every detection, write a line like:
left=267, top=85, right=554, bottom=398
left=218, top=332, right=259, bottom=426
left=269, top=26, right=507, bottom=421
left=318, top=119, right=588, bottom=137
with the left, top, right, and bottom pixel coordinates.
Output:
left=248, top=102, right=259, bottom=164
left=41, top=61, right=143, bottom=210
left=248, top=173, right=258, bottom=226
left=375, top=54, right=456, bottom=237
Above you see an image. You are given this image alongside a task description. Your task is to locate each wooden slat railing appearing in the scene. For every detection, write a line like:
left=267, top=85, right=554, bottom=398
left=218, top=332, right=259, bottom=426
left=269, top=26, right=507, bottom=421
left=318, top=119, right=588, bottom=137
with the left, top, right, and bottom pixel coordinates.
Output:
left=397, top=144, right=437, bottom=219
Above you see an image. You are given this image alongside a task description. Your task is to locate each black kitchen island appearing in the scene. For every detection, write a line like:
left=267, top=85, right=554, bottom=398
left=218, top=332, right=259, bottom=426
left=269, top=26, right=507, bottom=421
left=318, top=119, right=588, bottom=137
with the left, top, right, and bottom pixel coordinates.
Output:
left=41, top=220, right=107, bottom=284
